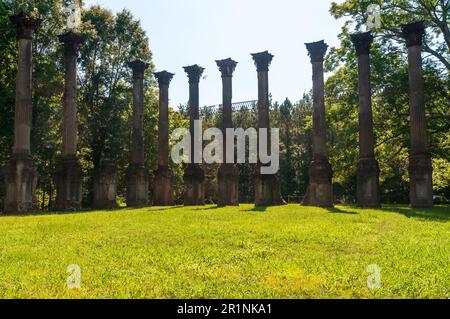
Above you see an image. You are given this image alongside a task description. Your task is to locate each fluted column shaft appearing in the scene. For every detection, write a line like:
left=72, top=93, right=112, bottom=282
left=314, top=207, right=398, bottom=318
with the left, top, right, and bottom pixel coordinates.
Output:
left=188, top=79, right=200, bottom=163
left=158, top=81, right=170, bottom=167
left=129, top=61, right=148, bottom=166
left=11, top=14, right=41, bottom=156
left=357, top=53, right=375, bottom=158
left=222, top=75, right=233, bottom=151
left=407, top=42, right=428, bottom=156
left=60, top=32, right=84, bottom=157
left=311, top=59, right=327, bottom=160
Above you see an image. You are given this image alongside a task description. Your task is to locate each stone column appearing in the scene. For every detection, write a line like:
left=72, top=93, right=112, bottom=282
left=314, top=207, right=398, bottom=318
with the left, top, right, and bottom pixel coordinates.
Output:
left=54, top=32, right=85, bottom=211
left=126, top=60, right=150, bottom=207
left=93, top=160, right=117, bottom=209
left=251, top=51, right=285, bottom=206
left=402, top=22, right=433, bottom=208
left=216, top=58, right=239, bottom=206
left=183, top=65, right=205, bottom=206
left=351, top=32, right=381, bottom=208
left=302, top=41, right=334, bottom=208
left=153, top=70, right=175, bottom=206
left=3, top=12, right=41, bottom=213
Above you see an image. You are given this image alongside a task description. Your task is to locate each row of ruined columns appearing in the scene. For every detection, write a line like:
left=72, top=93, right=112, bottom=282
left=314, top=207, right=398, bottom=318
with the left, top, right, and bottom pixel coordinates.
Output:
left=2, top=12, right=434, bottom=213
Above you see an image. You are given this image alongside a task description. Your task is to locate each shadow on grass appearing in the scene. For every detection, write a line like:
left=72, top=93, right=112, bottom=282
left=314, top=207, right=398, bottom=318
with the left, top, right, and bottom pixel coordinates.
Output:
left=325, top=207, right=359, bottom=215
left=193, top=206, right=222, bottom=211
left=149, top=206, right=185, bottom=212
left=243, top=206, right=268, bottom=213
left=0, top=205, right=185, bottom=218
left=380, top=206, right=450, bottom=222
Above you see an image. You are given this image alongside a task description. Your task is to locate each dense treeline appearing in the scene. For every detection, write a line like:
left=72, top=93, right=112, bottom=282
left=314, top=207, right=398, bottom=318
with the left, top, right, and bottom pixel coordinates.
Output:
left=0, top=0, right=448, bottom=210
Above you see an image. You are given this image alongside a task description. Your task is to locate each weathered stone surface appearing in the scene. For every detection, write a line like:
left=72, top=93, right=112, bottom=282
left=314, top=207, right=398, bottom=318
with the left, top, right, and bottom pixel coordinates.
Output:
left=183, top=164, right=205, bottom=206
left=93, top=161, right=117, bottom=209
left=408, top=154, right=433, bottom=208
left=357, top=157, right=380, bottom=208
left=153, top=166, right=174, bottom=206
left=254, top=165, right=285, bottom=206
left=303, top=41, right=334, bottom=208
left=218, top=164, right=239, bottom=206
left=183, top=65, right=205, bottom=206
left=4, top=13, right=41, bottom=213
left=216, top=58, right=239, bottom=206
left=53, top=155, right=82, bottom=211
left=251, top=51, right=285, bottom=207
left=351, top=32, right=381, bottom=208
left=402, top=22, right=433, bottom=208
left=127, top=164, right=149, bottom=207
left=3, top=154, right=37, bottom=213
left=302, top=157, right=333, bottom=207
left=153, top=71, right=175, bottom=206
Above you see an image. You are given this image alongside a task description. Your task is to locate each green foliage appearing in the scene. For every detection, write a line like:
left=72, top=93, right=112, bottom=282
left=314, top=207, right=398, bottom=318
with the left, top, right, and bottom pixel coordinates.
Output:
left=0, top=205, right=448, bottom=298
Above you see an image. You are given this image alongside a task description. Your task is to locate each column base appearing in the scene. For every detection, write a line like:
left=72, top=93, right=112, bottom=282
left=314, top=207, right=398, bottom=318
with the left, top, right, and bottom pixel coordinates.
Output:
left=93, top=161, right=117, bottom=210
left=303, top=158, right=334, bottom=208
left=255, top=165, right=286, bottom=207
left=153, top=165, right=174, bottom=206
left=183, top=164, right=205, bottom=206
left=126, top=164, right=149, bottom=207
left=357, top=157, right=381, bottom=208
left=3, top=153, right=38, bottom=213
left=409, top=153, right=433, bottom=208
left=218, top=164, right=239, bottom=206
left=54, top=155, right=82, bottom=211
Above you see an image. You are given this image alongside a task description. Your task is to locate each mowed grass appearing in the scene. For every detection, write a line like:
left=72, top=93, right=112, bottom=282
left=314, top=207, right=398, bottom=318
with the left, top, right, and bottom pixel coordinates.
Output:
left=0, top=205, right=448, bottom=299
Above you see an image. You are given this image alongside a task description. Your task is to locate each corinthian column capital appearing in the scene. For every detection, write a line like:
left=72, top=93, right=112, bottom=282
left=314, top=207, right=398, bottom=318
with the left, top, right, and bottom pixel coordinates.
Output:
left=216, top=58, right=238, bottom=77
left=251, top=51, right=274, bottom=72
left=402, top=21, right=426, bottom=47
left=155, top=70, right=174, bottom=87
left=10, top=11, right=42, bottom=40
left=351, top=32, right=374, bottom=55
left=305, top=40, right=328, bottom=63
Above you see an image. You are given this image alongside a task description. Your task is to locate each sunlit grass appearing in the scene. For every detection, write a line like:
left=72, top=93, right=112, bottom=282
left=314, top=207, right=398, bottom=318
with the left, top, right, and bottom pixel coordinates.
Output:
left=0, top=205, right=448, bottom=299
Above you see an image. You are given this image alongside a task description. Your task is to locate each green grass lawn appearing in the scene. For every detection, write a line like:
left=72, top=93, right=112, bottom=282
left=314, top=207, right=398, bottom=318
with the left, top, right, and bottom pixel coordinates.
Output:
left=0, top=205, right=448, bottom=299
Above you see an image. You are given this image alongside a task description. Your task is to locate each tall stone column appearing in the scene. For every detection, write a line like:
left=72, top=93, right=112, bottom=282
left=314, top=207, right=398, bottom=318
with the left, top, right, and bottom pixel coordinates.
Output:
left=153, top=71, right=175, bottom=206
left=402, top=22, right=433, bottom=208
left=251, top=51, right=285, bottom=206
left=302, top=41, right=334, bottom=208
left=183, top=65, right=205, bottom=206
left=126, top=60, right=150, bottom=207
left=351, top=32, right=381, bottom=208
left=216, top=58, right=239, bottom=206
left=3, top=12, right=41, bottom=213
left=54, top=32, right=85, bottom=211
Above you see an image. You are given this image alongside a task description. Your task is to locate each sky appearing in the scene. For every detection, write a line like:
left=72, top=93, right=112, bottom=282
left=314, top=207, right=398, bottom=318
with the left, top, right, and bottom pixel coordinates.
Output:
left=84, top=0, right=346, bottom=107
